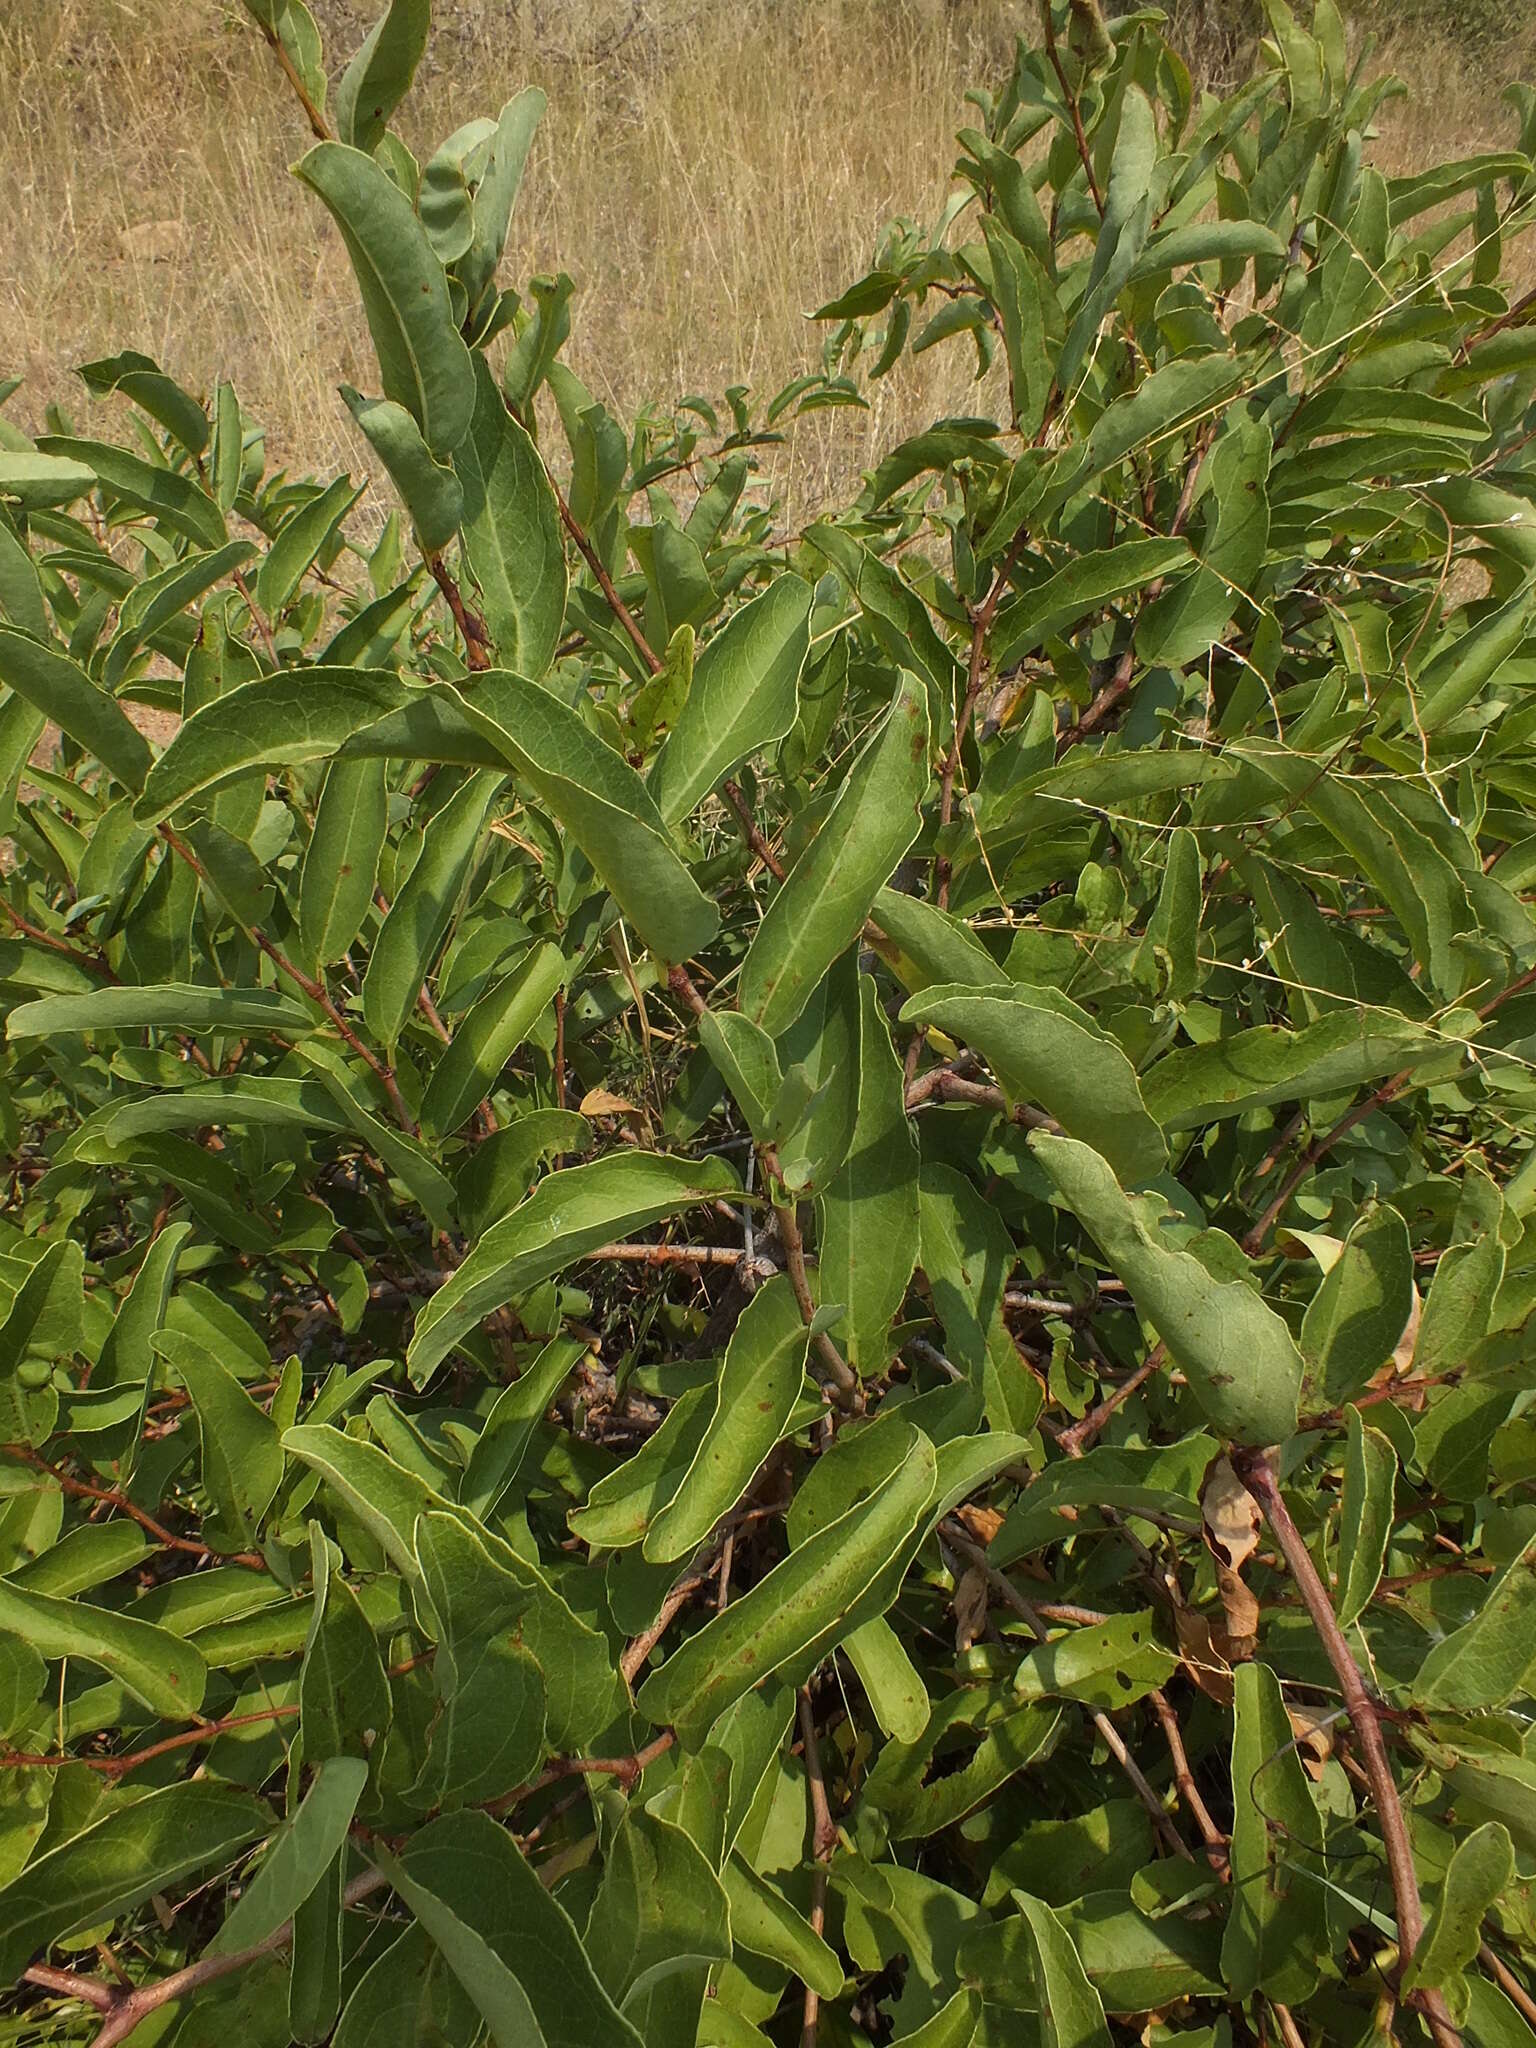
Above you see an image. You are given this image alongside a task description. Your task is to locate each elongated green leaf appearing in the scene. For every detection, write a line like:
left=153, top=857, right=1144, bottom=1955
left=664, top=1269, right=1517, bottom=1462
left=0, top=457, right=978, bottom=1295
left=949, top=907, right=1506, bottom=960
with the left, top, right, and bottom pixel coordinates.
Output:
left=1222, top=1659, right=1325, bottom=2003
left=333, top=0, right=429, bottom=153
left=420, top=939, right=565, bottom=1135
left=1141, top=1013, right=1436, bottom=1130
left=0, top=450, right=97, bottom=510
left=637, top=1421, right=936, bottom=1743
left=586, top=1805, right=732, bottom=2003
left=455, top=357, right=566, bottom=677
left=460, top=1334, right=585, bottom=1518
left=34, top=436, right=226, bottom=547
left=343, top=385, right=464, bottom=551
left=0, top=1782, right=267, bottom=1981
left=0, top=629, right=152, bottom=793
left=209, top=1757, right=367, bottom=1954
left=391, top=1810, right=646, bottom=2047
left=364, top=771, right=501, bottom=1045
left=457, top=89, right=546, bottom=314
left=1031, top=1134, right=1302, bottom=1444
left=1014, top=1611, right=1176, bottom=1711
left=257, top=475, right=364, bottom=621
left=1300, top=1204, right=1415, bottom=1404
left=817, top=973, right=920, bottom=1375
left=567, top=1384, right=713, bottom=1551
left=1012, top=1892, right=1112, bottom=2048
left=724, top=1853, right=844, bottom=1996
left=845, top=1616, right=930, bottom=1742
left=649, top=575, right=812, bottom=824
left=295, top=143, right=475, bottom=458
left=1335, top=1406, right=1397, bottom=1630
left=644, top=1274, right=809, bottom=1563
left=136, top=668, right=408, bottom=819
left=903, top=983, right=1166, bottom=1183
left=299, top=1524, right=392, bottom=1764
left=741, top=672, right=930, bottom=1036
left=289, top=1846, right=344, bottom=2045
left=1056, top=87, right=1157, bottom=391
left=332, top=1924, right=482, bottom=2048
left=438, top=674, right=720, bottom=963
left=153, top=1328, right=284, bottom=1551
left=409, top=1150, right=739, bottom=1382
left=0, top=1577, right=205, bottom=1717
left=298, top=753, right=388, bottom=971
left=8, top=982, right=313, bottom=1041
left=1414, top=1531, right=1536, bottom=1709
left=411, top=1509, right=546, bottom=1809
left=992, top=539, right=1191, bottom=668
left=102, top=540, right=256, bottom=690
left=1404, top=1822, right=1514, bottom=1991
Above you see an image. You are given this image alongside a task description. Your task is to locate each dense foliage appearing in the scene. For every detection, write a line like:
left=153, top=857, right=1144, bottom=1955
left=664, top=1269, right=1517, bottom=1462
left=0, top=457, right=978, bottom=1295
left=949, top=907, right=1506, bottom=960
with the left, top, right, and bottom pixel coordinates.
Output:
left=2, top=2, right=1536, bottom=2043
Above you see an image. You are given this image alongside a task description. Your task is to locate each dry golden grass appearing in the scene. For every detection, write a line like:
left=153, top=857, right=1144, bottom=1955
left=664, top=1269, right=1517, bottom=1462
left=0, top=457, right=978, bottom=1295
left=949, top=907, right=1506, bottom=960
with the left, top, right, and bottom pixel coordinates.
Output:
left=2, top=0, right=1533, bottom=521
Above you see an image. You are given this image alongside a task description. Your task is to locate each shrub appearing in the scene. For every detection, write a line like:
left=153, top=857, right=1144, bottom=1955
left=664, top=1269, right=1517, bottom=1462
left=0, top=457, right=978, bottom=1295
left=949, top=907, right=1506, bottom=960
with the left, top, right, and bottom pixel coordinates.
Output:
left=2, top=2, right=1536, bottom=2043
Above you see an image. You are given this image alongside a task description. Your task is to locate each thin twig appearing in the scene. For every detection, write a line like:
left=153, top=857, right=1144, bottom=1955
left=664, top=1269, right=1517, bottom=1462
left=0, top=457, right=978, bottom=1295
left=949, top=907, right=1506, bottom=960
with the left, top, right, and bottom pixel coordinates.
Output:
left=1231, top=1450, right=1462, bottom=2048
left=940, top=1522, right=1193, bottom=1862
left=1039, top=0, right=1104, bottom=214
left=797, top=1687, right=838, bottom=2048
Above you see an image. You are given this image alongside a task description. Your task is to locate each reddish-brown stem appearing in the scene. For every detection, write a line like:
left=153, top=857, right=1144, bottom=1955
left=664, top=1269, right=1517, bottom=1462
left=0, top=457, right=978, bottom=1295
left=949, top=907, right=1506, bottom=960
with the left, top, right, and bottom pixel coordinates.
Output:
left=1149, top=1686, right=1227, bottom=1866
left=903, top=1065, right=1051, bottom=1128
left=427, top=553, right=492, bottom=671
left=5, top=1448, right=263, bottom=1570
left=1039, top=0, right=1104, bottom=214
left=1231, top=1449, right=1462, bottom=2048
left=722, top=777, right=787, bottom=880
left=1480, top=1945, right=1536, bottom=2032
left=0, top=898, right=118, bottom=980
left=258, top=23, right=331, bottom=138
left=936, top=549, right=1020, bottom=908
left=762, top=1146, right=860, bottom=1409
left=941, top=1520, right=1195, bottom=1861
left=1057, top=1344, right=1164, bottom=1455
left=797, top=1688, right=837, bottom=2048
left=22, top=1965, right=117, bottom=2012
left=584, top=1241, right=755, bottom=1269
left=554, top=488, right=662, bottom=675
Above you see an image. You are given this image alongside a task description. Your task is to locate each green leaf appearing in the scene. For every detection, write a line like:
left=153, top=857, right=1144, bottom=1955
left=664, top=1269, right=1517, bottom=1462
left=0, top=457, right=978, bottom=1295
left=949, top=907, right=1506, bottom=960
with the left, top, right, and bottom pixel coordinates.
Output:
left=332, top=1924, right=482, bottom=2048
left=343, top=385, right=464, bottom=551
left=723, top=1853, right=844, bottom=1996
left=1221, top=1659, right=1325, bottom=2003
left=844, top=1616, right=930, bottom=1742
left=298, top=753, right=389, bottom=971
left=136, top=668, right=408, bottom=820
left=420, top=939, right=566, bottom=1136
left=0, top=1781, right=267, bottom=1982
left=1335, top=1405, right=1397, bottom=1630
left=457, top=90, right=546, bottom=316
left=440, top=674, right=721, bottom=964
left=0, top=449, right=97, bottom=510
left=1031, top=1133, right=1303, bottom=1444
left=740, top=671, right=930, bottom=1036
left=152, top=1328, right=285, bottom=1552
left=454, top=357, right=566, bottom=678
left=1141, top=1013, right=1435, bottom=1130
left=102, top=539, right=257, bottom=691
left=1300, top=1204, right=1415, bottom=1404
left=256, top=475, right=364, bottom=621
left=299, top=1524, right=392, bottom=1764
left=409, top=1151, right=739, bottom=1382
left=0, top=1577, right=206, bottom=1718
left=637, top=1421, right=936, bottom=1743
left=1056, top=87, right=1157, bottom=392
left=460, top=1334, right=586, bottom=1518
left=1014, top=1610, right=1176, bottom=1711
left=1404, top=1822, right=1514, bottom=1992
left=333, top=0, right=429, bottom=153
left=1413, top=1531, right=1536, bottom=1709
left=643, top=1274, right=810, bottom=1563
left=362, top=769, right=499, bottom=1046
left=817, top=973, right=921, bottom=1375
left=1012, top=1892, right=1112, bottom=2048
left=410, top=1509, right=546, bottom=1809
left=991, top=538, right=1192, bottom=668
left=7, top=982, right=314, bottom=1041
left=209, top=1756, right=367, bottom=1954
left=34, top=437, right=227, bottom=547
left=903, top=983, right=1167, bottom=1183
left=586, top=1804, right=732, bottom=2003
left=0, top=629, right=153, bottom=794
left=568, top=1384, right=714, bottom=1551
left=289, top=1847, right=344, bottom=2045
left=648, top=575, right=812, bottom=825
left=389, top=1809, right=646, bottom=2046
left=294, top=142, right=475, bottom=458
